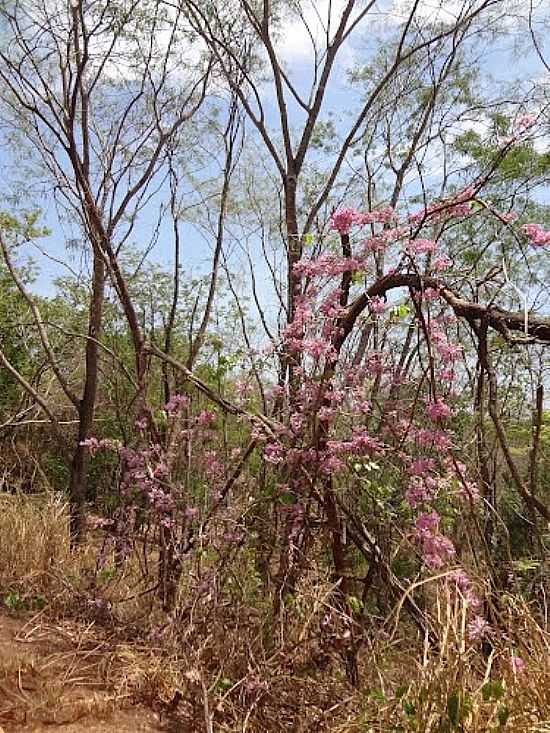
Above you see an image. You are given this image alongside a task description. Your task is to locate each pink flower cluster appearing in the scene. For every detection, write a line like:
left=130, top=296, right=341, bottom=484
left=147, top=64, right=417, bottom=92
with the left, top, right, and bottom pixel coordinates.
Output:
left=433, top=254, right=451, bottom=271
left=408, top=457, right=436, bottom=476
left=329, top=207, right=361, bottom=234
left=165, top=393, right=190, bottom=415
left=414, top=511, right=456, bottom=569
left=426, top=398, right=452, bottom=421
left=327, top=428, right=385, bottom=458
left=430, top=327, right=463, bottom=362
left=80, top=437, right=120, bottom=456
left=287, top=337, right=337, bottom=360
left=405, top=476, right=437, bottom=507
left=509, top=655, right=526, bottom=674
left=405, top=238, right=437, bottom=255
left=515, top=114, right=536, bottom=130
left=447, top=569, right=482, bottom=611
left=329, top=206, right=395, bottom=234
left=521, top=223, right=550, bottom=247
left=369, top=296, right=387, bottom=314
left=467, top=614, right=490, bottom=641
left=359, top=226, right=408, bottom=254
left=294, top=254, right=363, bottom=278
left=408, top=187, right=474, bottom=225
left=412, top=427, right=452, bottom=451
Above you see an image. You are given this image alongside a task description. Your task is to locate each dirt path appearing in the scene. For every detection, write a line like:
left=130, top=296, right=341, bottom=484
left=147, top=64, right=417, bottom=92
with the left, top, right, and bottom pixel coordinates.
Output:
left=0, top=612, right=162, bottom=732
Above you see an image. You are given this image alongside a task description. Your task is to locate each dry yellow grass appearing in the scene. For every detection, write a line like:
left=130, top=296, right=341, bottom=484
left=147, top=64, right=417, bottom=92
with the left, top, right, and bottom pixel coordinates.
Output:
left=0, top=492, right=71, bottom=595
left=0, top=492, right=549, bottom=732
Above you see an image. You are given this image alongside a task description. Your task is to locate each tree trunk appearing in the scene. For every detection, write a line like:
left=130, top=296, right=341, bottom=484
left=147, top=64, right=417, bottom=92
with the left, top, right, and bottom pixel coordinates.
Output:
left=69, top=247, right=105, bottom=541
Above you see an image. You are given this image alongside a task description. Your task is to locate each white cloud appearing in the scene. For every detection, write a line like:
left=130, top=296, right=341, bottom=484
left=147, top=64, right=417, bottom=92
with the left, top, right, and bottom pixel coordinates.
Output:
left=391, top=0, right=477, bottom=24
left=275, top=0, right=359, bottom=68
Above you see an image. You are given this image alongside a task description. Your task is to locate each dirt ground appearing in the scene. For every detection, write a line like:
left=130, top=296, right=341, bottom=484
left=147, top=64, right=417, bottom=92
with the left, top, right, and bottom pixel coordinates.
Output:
left=0, top=612, right=162, bottom=732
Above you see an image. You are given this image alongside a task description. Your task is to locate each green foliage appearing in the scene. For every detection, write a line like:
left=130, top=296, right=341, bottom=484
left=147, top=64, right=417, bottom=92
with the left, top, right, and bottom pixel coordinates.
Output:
left=0, top=210, right=48, bottom=414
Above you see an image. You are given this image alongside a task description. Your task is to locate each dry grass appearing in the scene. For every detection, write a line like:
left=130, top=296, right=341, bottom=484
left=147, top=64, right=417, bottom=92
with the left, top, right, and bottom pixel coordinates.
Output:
left=0, top=492, right=549, bottom=732
left=0, top=492, right=72, bottom=597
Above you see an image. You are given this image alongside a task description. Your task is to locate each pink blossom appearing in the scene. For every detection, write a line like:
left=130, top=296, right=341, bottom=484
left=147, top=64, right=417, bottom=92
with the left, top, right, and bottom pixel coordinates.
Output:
left=405, top=238, right=437, bottom=255
left=164, top=393, right=190, bottom=415
left=422, top=287, right=441, bottom=301
left=438, top=368, right=455, bottom=382
left=509, top=655, right=526, bottom=674
left=431, top=332, right=462, bottom=362
left=446, top=202, right=472, bottom=218
left=447, top=569, right=482, bottom=610
left=300, top=338, right=337, bottom=360
left=196, top=410, right=215, bottom=426
left=447, top=568, right=471, bottom=591
left=515, top=113, right=536, bottom=130
left=408, top=457, right=436, bottom=476
left=467, top=615, right=490, bottom=641
left=454, top=186, right=475, bottom=202
left=433, top=254, right=451, bottom=271
left=234, top=380, right=254, bottom=398
left=355, top=400, right=371, bottom=414
left=327, top=429, right=385, bottom=458
left=329, top=207, right=361, bottom=234
left=415, top=511, right=440, bottom=532
left=87, top=516, right=114, bottom=529
left=408, top=191, right=472, bottom=224
left=356, top=205, right=396, bottom=225
left=500, top=211, right=518, bottom=223
left=456, top=480, right=481, bottom=502
left=80, top=437, right=119, bottom=457
left=369, top=296, right=387, bottom=314
left=405, top=477, right=435, bottom=507
left=426, top=398, right=452, bottom=421
left=264, top=443, right=284, bottom=464
left=290, top=413, right=304, bottom=432
left=294, top=254, right=363, bottom=278
left=414, top=512, right=456, bottom=568
left=317, top=405, right=338, bottom=422
left=205, top=450, right=224, bottom=479
left=319, top=454, right=346, bottom=474
left=360, top=235, right=387, bottom=253
left=413, top=428, right=452, bottom=451
left=521, top=223, right=550, bottom=247
left=80, top=437, right=102, bottom=456
left=422, top=533, right=456, bottom=569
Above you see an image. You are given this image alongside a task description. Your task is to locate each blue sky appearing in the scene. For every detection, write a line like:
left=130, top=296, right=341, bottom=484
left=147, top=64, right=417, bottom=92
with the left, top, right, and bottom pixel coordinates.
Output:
left=0, top=0, right=548, bottom=302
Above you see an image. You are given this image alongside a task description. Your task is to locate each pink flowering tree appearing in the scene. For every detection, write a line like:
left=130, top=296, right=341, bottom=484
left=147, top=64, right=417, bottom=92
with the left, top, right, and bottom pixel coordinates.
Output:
left=250, top=164, right=550, bottom=674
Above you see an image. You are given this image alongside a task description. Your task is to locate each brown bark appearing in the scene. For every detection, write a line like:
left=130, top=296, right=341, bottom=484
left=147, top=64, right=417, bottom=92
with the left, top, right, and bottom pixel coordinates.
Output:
left=69, top=247, right=105, bottom=540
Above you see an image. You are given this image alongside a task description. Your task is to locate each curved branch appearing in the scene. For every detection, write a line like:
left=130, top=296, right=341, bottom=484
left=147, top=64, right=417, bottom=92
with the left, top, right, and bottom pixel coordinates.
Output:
left=338, top=273, right=550, bottom=348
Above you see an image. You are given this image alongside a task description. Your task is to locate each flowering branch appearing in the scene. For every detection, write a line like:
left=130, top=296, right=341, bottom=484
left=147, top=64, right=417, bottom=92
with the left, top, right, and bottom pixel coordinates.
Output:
left=339, top=273, right=550, bottom=348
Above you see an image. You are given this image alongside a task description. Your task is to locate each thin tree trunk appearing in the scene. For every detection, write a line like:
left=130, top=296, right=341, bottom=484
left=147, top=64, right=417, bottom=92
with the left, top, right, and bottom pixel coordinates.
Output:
left=69, top=247, right=105, bottom=540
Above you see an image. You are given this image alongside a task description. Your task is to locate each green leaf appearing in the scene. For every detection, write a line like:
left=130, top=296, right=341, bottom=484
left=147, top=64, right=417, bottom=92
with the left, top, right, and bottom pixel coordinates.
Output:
left=346, top=595, right=364, bottom=613
left=392, top=304, right=410, bottom=318
left=368, top=687, right=386, bottom=702
left=403, top=700, right=416, bottom=716
left=4, top=591, right=26, bottom=611
left=278, top=491, right=296, bottom=505
left=497, top=705, right=510, bottom=726
left=216, top=677, right=233, bottom=692
left=492, top=680, right=505, bottom=700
